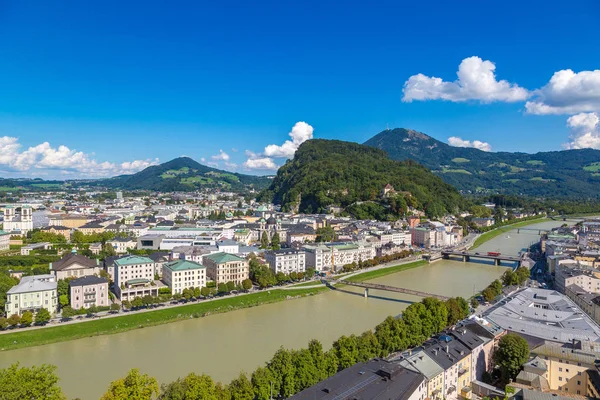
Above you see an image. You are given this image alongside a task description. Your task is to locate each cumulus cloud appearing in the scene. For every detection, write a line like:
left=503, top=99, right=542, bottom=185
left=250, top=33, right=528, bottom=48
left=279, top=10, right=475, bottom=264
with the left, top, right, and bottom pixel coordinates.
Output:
left=448, top=136, right=492, bottom=152
left=525, top=69, right=600, bottom=115
left=264, top=121, right=314, bottom=158
left=403, top=56, right=529, bottom=103
left=0, top=136, right=158, bottom=177
left=211, top=149, right=230, bottom=161
left=242, top=122, right=313, bottom=171
left=243, top=157, right=278, bottom=170
left=561, top=112, right=600, bottom=149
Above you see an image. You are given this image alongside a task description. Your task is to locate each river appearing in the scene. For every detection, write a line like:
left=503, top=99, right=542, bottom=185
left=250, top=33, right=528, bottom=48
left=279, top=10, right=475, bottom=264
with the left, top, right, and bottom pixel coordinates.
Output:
left=0, top=220, right=562, bottom=399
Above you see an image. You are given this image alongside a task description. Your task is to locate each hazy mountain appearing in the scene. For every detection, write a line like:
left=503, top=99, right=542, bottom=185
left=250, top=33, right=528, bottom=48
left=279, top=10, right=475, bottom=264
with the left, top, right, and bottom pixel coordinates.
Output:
left=364, top=128, right=600, bottom=198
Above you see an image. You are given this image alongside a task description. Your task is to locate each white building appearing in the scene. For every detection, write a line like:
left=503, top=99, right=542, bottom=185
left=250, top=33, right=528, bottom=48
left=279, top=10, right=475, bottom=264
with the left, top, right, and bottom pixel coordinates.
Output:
left=0, top=229, right=10, bottom=251
left=2, top=205, right=33, bottom=235
left=303, top=244, right=333, bottom=272
left=265, top=249, right=306, bottom=274
left=108, top=237, right=137, bottom=254
left=113, top=255, right=159, bottom=301
left=5, top=274, right=58, bottom=316
left=162, top=259, right=206, bottom=295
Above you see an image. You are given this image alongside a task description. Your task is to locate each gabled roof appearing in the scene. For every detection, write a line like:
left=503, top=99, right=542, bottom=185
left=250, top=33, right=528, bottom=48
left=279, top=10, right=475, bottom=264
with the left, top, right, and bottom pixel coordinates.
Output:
left=203, top=252, right=246, bottom=264
left=164, top=259, right=205, bottom=272
left=51, top=253, right=98, bottom=271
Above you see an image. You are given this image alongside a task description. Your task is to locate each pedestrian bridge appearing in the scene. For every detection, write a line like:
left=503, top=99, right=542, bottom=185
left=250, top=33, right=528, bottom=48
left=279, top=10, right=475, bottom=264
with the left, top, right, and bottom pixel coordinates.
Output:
left=324, top=279, right=450, bottom=301
left=440, top=250, right=522, bottom=266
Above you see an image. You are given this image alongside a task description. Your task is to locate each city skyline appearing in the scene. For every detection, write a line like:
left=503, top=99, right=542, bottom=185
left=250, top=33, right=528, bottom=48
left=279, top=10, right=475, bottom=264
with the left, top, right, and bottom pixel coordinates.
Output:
left=0, top=1, right=599, bottom=178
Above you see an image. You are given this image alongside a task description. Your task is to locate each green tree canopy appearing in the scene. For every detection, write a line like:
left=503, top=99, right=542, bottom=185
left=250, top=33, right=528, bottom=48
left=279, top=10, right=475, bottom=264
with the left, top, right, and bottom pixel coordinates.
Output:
left=0, top=363, right=66, bottom=400
left=493, top=333, right=530, bottom=384
left=101, top=368, right=159, bottom=400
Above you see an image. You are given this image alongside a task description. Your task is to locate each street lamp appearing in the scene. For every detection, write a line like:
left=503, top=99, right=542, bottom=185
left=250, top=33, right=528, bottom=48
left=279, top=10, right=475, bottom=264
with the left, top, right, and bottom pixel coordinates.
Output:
left=270, top=381, right=274, bottom=400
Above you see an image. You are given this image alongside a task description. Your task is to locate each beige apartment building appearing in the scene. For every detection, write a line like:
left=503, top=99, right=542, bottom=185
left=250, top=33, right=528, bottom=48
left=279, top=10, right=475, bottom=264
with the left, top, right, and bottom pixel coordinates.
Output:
left=203, top=252, right=249, bottom=285
left=69, top=276, right=110, bottom=310
left=162, top=259, right=206, bottom=295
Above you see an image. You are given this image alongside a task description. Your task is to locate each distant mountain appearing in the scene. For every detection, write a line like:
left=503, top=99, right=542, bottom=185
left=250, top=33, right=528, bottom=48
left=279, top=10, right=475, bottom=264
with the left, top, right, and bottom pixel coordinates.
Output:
left=91, top=157, right=271, bottom=192
left=364, top=128, right=600, bottom=198
left=258, top=139, right=466, bottom=217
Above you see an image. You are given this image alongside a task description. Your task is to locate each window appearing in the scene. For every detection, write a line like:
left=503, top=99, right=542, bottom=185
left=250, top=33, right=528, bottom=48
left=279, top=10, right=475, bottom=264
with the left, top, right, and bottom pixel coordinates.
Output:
left=577, top=380, right=581, bottom=385
left=559, top=368, right=563, bottom=372
left=559, top=377, right=563, bottom=381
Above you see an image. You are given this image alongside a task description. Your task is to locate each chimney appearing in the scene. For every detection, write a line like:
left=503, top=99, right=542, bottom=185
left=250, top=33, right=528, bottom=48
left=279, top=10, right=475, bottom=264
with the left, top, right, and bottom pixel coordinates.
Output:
left=446, top=345, right=449, bottom=353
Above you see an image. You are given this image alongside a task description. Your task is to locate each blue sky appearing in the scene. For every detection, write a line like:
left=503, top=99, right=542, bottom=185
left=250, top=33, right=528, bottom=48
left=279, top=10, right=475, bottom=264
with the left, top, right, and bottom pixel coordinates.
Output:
left=0, top=1, right=599, bottom=178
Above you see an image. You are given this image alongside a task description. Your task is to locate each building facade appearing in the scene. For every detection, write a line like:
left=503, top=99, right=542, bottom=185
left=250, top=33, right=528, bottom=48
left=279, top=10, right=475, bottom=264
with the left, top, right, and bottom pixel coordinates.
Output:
left=69, top=276, right=110, bottom=310
left=50, top=252, right=102, bottom=280
left=113, top=255, right=158, bottom=301
left=203, top=252, right=249, bottom=285
left=162, top=260, right=206, bottom=295
left=264, top=249, right=306, bottom=274
left=5, top=274, right=58, bottom=316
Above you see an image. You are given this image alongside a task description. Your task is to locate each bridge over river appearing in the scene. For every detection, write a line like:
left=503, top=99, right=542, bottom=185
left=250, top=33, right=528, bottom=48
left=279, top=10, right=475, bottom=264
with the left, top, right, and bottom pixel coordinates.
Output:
left=325, top=279, right=450, bottom=301
left=441, top=250, right=522, bottom=266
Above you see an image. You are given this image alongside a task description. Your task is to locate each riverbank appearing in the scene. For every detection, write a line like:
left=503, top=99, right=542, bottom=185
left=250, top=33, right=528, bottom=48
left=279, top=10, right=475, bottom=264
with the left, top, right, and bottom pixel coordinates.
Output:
left=0, top=286, right=328, bottom=352
left=471, top=217, right=549, bottom=249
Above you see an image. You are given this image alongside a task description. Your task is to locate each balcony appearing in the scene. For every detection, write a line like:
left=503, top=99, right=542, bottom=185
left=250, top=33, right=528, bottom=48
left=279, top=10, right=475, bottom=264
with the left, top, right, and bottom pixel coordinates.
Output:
left=458, top=368, right=468, bottom=377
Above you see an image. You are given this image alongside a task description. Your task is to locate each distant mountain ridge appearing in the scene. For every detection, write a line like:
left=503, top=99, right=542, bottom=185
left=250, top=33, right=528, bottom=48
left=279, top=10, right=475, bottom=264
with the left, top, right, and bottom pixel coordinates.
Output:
left=90, top=157, right=271, bottom=192
left=364, top=128, right=600, bottom=198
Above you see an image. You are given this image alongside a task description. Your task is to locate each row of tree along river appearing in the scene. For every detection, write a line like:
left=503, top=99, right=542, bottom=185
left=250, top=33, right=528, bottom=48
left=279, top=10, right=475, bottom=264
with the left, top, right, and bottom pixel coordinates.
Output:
left=0, top=220, right=563, bottom=399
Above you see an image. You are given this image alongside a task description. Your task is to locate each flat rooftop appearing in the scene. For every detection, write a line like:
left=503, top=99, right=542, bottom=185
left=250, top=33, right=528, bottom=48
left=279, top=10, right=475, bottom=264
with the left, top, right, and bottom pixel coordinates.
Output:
left=485, top=288, right=600, bottom=343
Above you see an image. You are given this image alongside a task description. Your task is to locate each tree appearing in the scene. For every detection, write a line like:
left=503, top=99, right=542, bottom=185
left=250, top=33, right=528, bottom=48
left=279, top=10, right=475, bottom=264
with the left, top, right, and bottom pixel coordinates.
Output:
left=121, top=300, right=132, bottom=310
left=228, top=372, right=254, bottom=400
left=57, top=279, right=70, bottom=297
left=160, top=372, right=226, bottom=400
left=242, top=279, right=252, bottom=291
left=289, top=271, right=298, bottom=281
left=271, top=232, right=281, bottom=250
left=201, top=287, right=210, bottom=297
left=482, top=287, right=497, bottom=303
left=193, top=287, right=201, bottom=298
left=267, top=347, right=296, bottom=398
left=7, top=314, right=21, bottom=327
left=141, top=295, right=154, bottom=307
left=315, top=226, right=335, bottom=242
left=226, top=281, right=236, bottom=292
left=333, top=335, right=359, bottom=369
left=493, top=333, right=530, bottom=384
left=20, top=311, right=33, bottom=327
left=276, top=272, right=287, bottom=284
left=470, top=298, right=479, bottom=309
left=182, top=288, right=193, bottom=301
left=131, top=297, right=143, bottom=309
left=35, top=308, right=51, bottom=325
left=61, top=306, right=75, bottom=318
left=260, top=231, right=269, bottom=249
left=101, top=368, right=159, bottom=400
left=59, top=294, right=69, bottom=308
left=0, top=317, right=8, bottom=330
left=306, top=267, right=316, bottom=277
left=110, top=303, right=120, bottom=312
left=0, top=363, right=66, bottom=400
left=218, top=283, right=228, bottom=294
left=251, top=367, right=274, bottom=400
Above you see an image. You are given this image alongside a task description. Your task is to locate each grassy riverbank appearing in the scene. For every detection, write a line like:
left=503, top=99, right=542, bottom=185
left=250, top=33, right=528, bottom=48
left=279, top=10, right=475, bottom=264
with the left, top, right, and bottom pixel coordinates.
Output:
left=0, top=286, right=329, bottom=352
left=471, top=217, right=550, bottom=249
left=290, top=280, right=324, bottom=287
left=344, top=260, right=427, bottom=282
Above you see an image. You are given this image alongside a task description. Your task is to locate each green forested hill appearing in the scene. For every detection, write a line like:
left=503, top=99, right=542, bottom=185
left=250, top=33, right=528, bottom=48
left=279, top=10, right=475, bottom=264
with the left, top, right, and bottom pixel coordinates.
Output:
left=90, top=157, right=270, bottom=192
left=258, top=139, right=466, bottom=217
left=364, top=128, right=600, bottom=198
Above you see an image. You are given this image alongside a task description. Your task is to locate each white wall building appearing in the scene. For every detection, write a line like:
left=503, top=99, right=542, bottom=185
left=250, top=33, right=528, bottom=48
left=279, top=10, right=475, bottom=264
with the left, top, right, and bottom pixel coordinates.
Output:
left=162, top=260, right=206, bottom=295
left=265, top=249, right=306, bottom=274
left=2, top=205, right=33, bottom=235
left=5, top=274, right=58, bottom=316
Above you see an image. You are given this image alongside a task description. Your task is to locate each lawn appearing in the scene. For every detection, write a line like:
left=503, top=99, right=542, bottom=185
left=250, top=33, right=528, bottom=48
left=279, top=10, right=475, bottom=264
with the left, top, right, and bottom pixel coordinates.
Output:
left=0, top=287, right=328, bottom=351
left=526, top=160, right=545, bottom=165
left=451, top=158, right=470, bottom=163
left=471, top=217, right=548, bottom=249
left=441, top=168, right=471, bottom=175
left=584, top=162, right=600, bottom=172
left=344, top=260, right=427, bottom=283
left=290, top=280, right=323, bottom=287
left=529, top=177, right=555, bottom=182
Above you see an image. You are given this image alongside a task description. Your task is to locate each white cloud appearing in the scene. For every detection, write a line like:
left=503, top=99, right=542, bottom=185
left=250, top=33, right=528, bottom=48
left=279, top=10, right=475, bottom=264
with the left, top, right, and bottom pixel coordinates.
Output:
left=525, top=69, right=600, bottom=115
left=448, top=136, right=492, bottom=152
left=263, top=121, right=314, bottom=158
left=224, top=162, right=238, bottom=170
left=0, top=136, right=158, bottom=177
left=231, top=148, right=238, bottom=152
left=211, top=149, right=230, bottom=161
left=402, top=56, right=529, bottom=103
left=243, top=157, right=278, bottom=170
left=206, top=161, right=220, bottom=168
left=562, top=112, right=600, bottom=149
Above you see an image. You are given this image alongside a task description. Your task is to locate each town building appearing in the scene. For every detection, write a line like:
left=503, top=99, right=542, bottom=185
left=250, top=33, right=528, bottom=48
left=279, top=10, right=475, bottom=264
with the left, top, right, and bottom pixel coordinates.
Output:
left=108, top=237, right=137, bottom=254
left=162, top=260, right=206, bottom=295
left=48, top=214, right=90, bottom=229
left=303, top=244, right=333, bottom=272
left=422, top=335, right=473, bottom=400
left=0, top=229, right=10, bottom=250
left=5, top=274, right=58, bottom=316
left=113, top=255, right=159, bottom=301
left=49, top=251, right=102, bottom=280
left=69, top=276, right=110, bottom=310
left=41, top=225, right=71, bottom=241
left=203, top=252, right=249, bottom=285
left=2, top=205, right=33, bottom=234
left=77, top=222, right=106, bottom=235
left=264, top=249, right=306, bottom=274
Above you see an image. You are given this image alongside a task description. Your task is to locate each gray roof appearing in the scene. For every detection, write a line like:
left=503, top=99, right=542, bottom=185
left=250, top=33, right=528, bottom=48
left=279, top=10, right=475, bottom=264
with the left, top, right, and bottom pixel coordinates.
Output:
left=289, top=359, right=425, bottom=400
left=70, top=276, right=108, bottom=287
left=422, top=337, right=472, bottom=370
left=397, top=350, right=444, bottom=379
left=7, top=275, right=57, bottom=295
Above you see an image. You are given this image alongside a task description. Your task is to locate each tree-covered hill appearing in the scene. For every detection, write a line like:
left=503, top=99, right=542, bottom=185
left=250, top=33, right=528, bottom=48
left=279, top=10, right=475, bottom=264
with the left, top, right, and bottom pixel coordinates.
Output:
left=90, top=157, right=271, bottom=192
left=364, top=128, right=600, bottom=198
left=258, top=139, right=466, bottom=217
